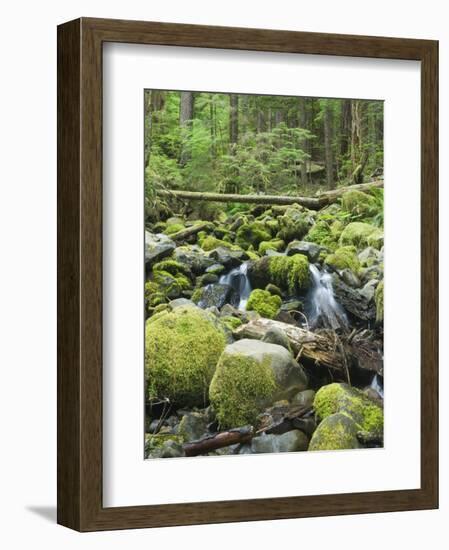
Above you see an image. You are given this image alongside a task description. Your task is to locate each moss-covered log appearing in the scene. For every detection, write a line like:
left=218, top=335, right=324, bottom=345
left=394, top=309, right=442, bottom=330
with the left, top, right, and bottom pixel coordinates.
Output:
left=157, top=180, right=383, bottom=210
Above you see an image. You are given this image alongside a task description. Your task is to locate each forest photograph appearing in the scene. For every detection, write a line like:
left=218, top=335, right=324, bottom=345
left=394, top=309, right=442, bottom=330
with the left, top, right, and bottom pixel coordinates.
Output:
left=144, top=90, right=384, bottom=459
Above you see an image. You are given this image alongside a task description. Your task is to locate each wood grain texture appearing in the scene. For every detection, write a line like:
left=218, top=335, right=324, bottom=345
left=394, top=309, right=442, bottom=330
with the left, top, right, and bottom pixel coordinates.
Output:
left=57, top=17, right=439, bottom=532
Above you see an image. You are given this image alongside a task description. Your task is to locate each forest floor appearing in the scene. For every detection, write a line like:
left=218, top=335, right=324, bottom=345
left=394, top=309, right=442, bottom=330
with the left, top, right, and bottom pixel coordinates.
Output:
left=144, top=185, right=384, bottom=458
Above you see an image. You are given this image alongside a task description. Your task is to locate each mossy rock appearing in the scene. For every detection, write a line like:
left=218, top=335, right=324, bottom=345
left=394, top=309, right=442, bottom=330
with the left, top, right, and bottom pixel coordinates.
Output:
left=258, top=239, right=285, bottom=255
left=268, top=254, right=310, bottom=293
left=375, top=280, right=384, bottom=322
left=163, top=223, right=185, bottom=235
left=152, top=270, right=192, bottom=299
left=305, top=220, right=331, bottom=244
left=276, top=207, right=310, bottom=241
left=313, top=383, right=383, bottom=438
left=152, top=259, right=191, bottom=278
left=308, top=413, right=360, bottom=451
left=340, top=190, right=376, bottom=217
left=145, top=433, right=185, bottom=459
left=265, top=283, right=283, bottom=297
left=145, top=305, right=226, bottom=408
left=235, top=221, right=271, bottom=249
left=324, top=245, right=361, bottom=274
left=247, top=289, right=282, bottom=319
left=209, top=339, right=308, bottom=428
left=221, top=315, right=243, bottom=331
left=339, top=222, right=383, bottom=250
left=200, top=236, right=241, bottom=252
left=249, top=254, right=310, bottom=294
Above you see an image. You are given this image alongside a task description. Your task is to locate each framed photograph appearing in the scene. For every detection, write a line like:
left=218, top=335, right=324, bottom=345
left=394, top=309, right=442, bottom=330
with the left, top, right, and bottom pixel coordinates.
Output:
left=57, top=17, right=438, bottom=531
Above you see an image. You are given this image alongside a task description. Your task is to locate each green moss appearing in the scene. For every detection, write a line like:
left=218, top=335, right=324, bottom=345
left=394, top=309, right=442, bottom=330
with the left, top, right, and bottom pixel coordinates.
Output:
left=265, top=219, right=279, bottom=233
left=153, top=270, right=192, bottom=299
left=152, top=259, right=190, bottom=277
left=324, top=245, right=361, bottom=273
left=191, top=288, right=202, bottom=304
left=258, top=239, right=285, bottom=254
left=313, top=383, right=383, bottom=437
left=340, top=190, right=376, bottom=217
left=145, top=281, right=167, bottom=308
left=305, top=220, right=331, bottom=245
left=268, top=254, right=310, bottom=293
left=339, top=222, right=383, bottom=250
left=163, top=223, right=185, bottom=235
left=236, top=221, right=271, bottom=249
left=221, top=316, right=243, bottom=331
left=200, top=236, right=241, bottom=252
left=265, top=283, right=282, bottom=297
left=209, top=353, right=277, bottom=428
left=145, top=306, right=226, bottom=407
left=247, top=289, right=282, bottom=319
left=330, top=220, right=345, bottom=239
left=375, top=280, right=384, bottom=322
left=145, top=433, right=184, bottom=457
left=308, top=413, right=360, bottom=451
left=245, top=249, right=260, bottom=261
left=276, top=206, right=309, bottom=242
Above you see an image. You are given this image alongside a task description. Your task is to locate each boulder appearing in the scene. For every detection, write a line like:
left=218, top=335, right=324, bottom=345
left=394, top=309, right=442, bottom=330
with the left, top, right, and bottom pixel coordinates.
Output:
left=193, top=283, right=239, bottom=309
left=291, top=389, right=316, bottom=408
left=208, top=246, right=247, bottom=268
left=308, top=413, right=360, bottom=451
left=286, top=240, right=321, bottom=263
left=209, top=339, right=308, bottom=428
left=178, top=412, right=208, bottom=442
left=358, top=246, right=381, bottom=267
left=339, top=222, right=383, bottom=251
left=145, top=231, right=176, bottom=265
left=249, top=254, right=310, bottom=293
left=145, top=433, right=185, bottom=459
left=331, top=273, right=376, bottom=321
left=262, top=326, right=292, bottom=352
left=247, top=289, right=282, bottom=319
left=173, top=245, right=216, bottom=274
left=313, top=382, right=383, bottom=440
left=250, top=430, right=309, bottom=454
left=145, top=305, right=226, bottom=408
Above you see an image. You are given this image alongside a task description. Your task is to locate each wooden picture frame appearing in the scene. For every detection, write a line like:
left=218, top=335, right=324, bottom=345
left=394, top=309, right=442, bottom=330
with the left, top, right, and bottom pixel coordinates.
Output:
left=57, top=17, right=438, bottom=531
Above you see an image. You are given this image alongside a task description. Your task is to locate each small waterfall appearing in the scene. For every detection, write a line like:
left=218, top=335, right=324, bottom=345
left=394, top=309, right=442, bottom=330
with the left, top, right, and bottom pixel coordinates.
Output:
left=219, top=262, right=252, bottom=310
left=369, top=373, right=384, bottom=399
left=307, top=264, right=348, bottom=331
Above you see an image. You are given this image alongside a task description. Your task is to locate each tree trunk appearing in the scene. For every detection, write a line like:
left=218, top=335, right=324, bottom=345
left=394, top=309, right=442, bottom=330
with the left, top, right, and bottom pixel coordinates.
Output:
left=229, top=94, right=239, bottom=147
left=157, top=180, right=383, bottom=209
left=324, top=101, right=335, bottom=189
left=351, top=99, right=362, bottom=172
left=298, top=97, right=308, bottom=186
left=179, top=92, right=194, bottom=165
left=234, top=318, right=346, bottom=371
left=179, top=91, right=194, bottom=125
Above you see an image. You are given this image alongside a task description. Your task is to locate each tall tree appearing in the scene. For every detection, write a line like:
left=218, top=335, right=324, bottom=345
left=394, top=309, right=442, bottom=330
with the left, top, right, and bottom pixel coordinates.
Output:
left=298, top=97, right=309, bottom=186
left=323, top=101, right=335, bottom=189
left=179, top=91, right=194, bottom=125
left=229, top=94, right=239, bottom=147
left=179, top=92, right=194, bottom=165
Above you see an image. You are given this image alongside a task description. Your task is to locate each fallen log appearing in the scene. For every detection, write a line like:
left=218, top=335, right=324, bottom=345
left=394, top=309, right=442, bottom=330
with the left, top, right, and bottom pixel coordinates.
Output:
left=234, top=318, right=345, bottom=371
left=183, top=425, right=254, bottom=457
left=169, top=222, right=213, bottom=242
left=158, top=180, right=383, bottom=210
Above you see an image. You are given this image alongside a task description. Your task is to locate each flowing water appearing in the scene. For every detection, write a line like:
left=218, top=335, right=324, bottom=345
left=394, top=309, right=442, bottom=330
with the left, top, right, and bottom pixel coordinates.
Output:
left=369, top=373, right=384, bottom=399
left=219, top=262, right=252, bottom=310
left=306, top=264, right=348, bottom=331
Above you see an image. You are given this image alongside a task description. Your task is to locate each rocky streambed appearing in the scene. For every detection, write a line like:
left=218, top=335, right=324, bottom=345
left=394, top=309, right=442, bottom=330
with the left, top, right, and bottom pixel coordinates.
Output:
left=144, top=190, right=384, bottom=459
